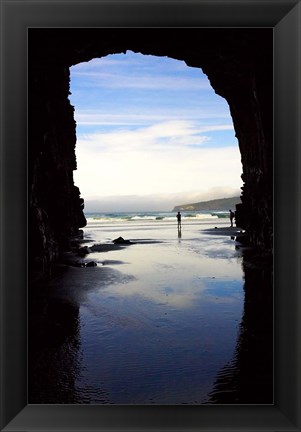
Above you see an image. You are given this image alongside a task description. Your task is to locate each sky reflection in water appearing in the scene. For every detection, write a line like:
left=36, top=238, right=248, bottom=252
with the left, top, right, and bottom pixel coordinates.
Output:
left=74, top=221, right=244, bottom=404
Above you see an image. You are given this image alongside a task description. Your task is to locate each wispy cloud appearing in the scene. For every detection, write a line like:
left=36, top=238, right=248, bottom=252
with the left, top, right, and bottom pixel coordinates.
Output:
left=71, top=51, right=211, bottom=91
left=74, top=110, right=233, bottom=127
left=75, top=120, right=235, bottom=155
left=72, top=71, right=211, bottom=91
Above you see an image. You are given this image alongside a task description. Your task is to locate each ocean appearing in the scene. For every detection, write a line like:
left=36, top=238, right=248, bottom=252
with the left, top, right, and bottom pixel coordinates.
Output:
left=84, top=210, right=229, bottom=226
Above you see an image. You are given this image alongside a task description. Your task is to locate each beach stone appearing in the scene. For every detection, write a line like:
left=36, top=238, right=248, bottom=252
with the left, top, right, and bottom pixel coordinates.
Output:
left=113, top=236, right=131, bottom=244
left=85, top=261, right=97, bottom=267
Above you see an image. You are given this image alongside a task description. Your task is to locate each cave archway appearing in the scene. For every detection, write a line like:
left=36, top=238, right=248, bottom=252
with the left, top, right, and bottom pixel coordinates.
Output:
left=29, top=28, right=273, bottom=276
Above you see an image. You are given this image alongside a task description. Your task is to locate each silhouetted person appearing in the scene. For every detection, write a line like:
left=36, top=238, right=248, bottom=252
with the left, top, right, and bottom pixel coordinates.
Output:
left=176, top=211, right=182, bottom=229
left=229, top=209, right=235, bottom=227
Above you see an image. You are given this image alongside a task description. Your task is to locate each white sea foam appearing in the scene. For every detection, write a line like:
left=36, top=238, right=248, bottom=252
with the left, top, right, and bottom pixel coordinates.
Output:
left=84, top=211, right=225, bottom=226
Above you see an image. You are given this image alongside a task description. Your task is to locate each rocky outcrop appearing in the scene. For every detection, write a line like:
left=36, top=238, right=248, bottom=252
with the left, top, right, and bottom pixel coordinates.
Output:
left=28, top=28, right=273, bottom=278
left=28, top=62, right=86, bottom=279
left=173, top=196, right=241, bottom=212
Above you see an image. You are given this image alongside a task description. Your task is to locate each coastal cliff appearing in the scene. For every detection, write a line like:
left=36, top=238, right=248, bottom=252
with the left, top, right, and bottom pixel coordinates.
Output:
left=173, top=197, right=241, bottom=212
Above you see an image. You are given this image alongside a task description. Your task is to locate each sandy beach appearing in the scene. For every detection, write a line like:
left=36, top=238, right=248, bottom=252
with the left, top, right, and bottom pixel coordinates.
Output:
left=29, top=218, right=272, bottom=404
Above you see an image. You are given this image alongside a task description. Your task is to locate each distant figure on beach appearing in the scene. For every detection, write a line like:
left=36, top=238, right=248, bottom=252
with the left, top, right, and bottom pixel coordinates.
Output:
left=176, top=211, right=182, bottom=229
left=229, top=209, right=235, bottom=227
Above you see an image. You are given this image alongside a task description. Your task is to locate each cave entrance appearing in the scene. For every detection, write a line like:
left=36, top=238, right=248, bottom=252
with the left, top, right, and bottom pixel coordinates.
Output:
left=69, top=51, right=242, bottom=215
left=28, top=30, right=273, bottom=404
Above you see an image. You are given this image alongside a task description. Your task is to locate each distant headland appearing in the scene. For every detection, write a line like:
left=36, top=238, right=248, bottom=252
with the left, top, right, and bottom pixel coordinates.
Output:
left=172, top=196, right=241, bottom=212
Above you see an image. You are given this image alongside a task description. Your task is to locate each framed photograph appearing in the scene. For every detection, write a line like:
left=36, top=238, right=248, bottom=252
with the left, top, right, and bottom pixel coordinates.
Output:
left=1, top=1, right=300, bottom=431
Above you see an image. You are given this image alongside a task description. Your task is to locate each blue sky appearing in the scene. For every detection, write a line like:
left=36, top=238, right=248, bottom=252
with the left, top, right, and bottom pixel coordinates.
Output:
left=69, top=51, right=242, bottom=212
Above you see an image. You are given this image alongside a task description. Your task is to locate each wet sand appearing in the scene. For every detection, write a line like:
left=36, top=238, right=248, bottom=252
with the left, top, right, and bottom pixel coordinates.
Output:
left=29, top=220, right=272, bottom=404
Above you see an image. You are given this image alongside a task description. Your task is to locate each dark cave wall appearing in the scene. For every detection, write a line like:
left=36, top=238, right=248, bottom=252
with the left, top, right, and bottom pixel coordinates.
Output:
left=198, top=51, right=273, bottom=250
left=28, top=28, right=273, bottom=277
left=29, top=62, right=86, bottom=277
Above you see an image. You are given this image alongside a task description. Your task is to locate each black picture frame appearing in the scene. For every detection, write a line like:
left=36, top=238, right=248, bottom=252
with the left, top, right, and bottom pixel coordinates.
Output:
left=0, top=0, right=300, bottom=431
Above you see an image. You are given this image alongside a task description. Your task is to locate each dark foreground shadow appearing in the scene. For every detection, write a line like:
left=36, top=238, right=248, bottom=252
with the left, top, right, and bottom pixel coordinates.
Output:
left=28, top=247, right=273, bottom=404
left=206, top=250, right=273, bottom=404
left=28, top=290, right=81, bottom=403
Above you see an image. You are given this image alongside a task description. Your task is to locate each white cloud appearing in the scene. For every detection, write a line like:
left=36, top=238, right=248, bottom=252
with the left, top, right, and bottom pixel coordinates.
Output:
left=74, top=124, right=242, bottom=202
left=76, top=120, right=233, bottom=153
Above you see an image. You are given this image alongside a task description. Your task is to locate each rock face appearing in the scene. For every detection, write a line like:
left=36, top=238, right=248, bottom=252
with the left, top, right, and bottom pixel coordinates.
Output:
left=28, top=28, right=273, bottom=278
left=28, top=60, right=87, bottom=278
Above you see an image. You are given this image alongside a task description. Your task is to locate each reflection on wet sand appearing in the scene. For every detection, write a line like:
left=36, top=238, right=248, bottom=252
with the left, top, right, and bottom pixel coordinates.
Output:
left=29, top=269, right=115, bottom=404
left=28, top=222, right=273, bottom=404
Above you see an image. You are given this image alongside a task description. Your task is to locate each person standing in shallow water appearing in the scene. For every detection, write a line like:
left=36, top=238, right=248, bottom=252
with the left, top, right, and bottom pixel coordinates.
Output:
left=229, top=209, right=235, bottom=227
left=177, top=211, right=182, bottom=230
